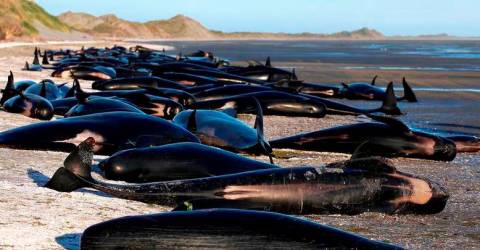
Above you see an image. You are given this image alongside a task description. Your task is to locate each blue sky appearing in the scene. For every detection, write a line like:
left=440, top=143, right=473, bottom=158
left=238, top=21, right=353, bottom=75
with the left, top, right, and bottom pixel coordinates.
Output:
left=37, top=0, right=478, bottom=36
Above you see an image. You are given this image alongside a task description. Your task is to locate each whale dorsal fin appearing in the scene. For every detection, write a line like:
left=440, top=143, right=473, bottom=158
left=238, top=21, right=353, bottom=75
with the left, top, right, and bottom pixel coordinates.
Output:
left=378, top=82, right=402, bottom=115
left=291, top=68, right=298, bottom=81
left=367, top=114, right=411, bottom=133
left=74, top=78, right=88, bottom=103
left=64, top=79, right=77, bottom=98
left=24, top=61, right=30, bottom=70
left=1, top=71, right=17, bottom=104
left=402, top=77, right=418, bottom=102
left=187, top=109, right=197, bottom=133
left=265, top=57, right=272, bottom=67
left=32, top=48, right=40, bottom=65
left=40, top=81, right=47, bottom=98
left=42, top=51, right=49, bottom=65
left=371, top=75, right=378, bottom=86
left=252, top=97, right=274, bottom=164
left=6, top=71, right=14, bottom=90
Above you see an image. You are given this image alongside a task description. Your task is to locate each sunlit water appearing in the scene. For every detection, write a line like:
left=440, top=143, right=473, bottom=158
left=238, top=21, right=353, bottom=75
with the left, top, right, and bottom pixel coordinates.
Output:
left=147, top=40, right=480, bottom=72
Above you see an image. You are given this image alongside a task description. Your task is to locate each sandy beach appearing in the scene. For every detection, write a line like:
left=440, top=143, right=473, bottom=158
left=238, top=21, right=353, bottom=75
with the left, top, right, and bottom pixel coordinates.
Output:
left=0, top=42, right=478, bottom=249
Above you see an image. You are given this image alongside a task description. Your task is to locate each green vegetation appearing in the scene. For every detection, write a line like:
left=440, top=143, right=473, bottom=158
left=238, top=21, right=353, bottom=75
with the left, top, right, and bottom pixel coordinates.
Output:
left=20, top=20, right=37, bottom=35
left=0, top=0, right=72, bottom=39
left=20, top=0, right=70, bottom=32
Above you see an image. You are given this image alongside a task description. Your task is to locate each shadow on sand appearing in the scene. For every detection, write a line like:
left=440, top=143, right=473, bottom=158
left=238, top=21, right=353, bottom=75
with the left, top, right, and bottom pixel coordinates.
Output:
left=26, top=168, right=112, bottom=198
left=56, top=233, right=81, bottom=250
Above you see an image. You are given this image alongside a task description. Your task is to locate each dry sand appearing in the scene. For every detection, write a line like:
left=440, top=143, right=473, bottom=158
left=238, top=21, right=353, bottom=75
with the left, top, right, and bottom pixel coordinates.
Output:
left=0, top=43, right=478, bottom=249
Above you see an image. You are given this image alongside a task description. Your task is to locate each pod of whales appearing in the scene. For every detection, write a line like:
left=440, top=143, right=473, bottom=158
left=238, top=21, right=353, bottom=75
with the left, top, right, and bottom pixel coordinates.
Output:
left=80, top=209, right=402, bottom=249
left=3, top=44, right=477, bottom=248
left=46, top=138, right=449, bottom=215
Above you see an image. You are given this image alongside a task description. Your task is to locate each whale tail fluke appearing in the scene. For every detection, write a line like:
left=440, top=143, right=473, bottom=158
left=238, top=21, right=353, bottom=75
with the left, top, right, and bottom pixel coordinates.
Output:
left=378, top=82, right=402, bottom=115
left=252, top=97, right=274, bottom=164
left=44, top=167, right=88, bottom=192
left=44, top=138, right=95, bottom=192
left=401, top=78, right=418, bottom=102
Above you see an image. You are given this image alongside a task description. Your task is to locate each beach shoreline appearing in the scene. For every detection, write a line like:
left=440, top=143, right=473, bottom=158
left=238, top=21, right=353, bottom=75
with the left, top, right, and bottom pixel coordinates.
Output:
left=0, top=43, right=478, bottom=249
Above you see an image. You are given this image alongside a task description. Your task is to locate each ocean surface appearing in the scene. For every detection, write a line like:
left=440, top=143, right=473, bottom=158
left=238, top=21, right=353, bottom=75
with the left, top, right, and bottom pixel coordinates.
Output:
left=145, top=40, right=480, bottom=136
left=150, top=40, right=480, bottom=72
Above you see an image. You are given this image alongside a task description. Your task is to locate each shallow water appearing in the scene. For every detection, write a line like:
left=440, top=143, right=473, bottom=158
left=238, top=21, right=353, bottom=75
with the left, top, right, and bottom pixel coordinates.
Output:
left=339, top=91, right=480, bottom=136
left=147, top=40, right=480, bottom=72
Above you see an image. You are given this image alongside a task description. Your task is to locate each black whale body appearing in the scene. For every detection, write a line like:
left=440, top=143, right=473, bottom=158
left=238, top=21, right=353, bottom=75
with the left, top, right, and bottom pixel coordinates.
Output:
left=80, top=209, right=402, bottom=250
left=99, top=142, right=277, bottom=183
left=46, top=139, right=449, bottom=215
left=270, top=115, right=457, bottom=161
left=0, top=111, right=199, bottom=155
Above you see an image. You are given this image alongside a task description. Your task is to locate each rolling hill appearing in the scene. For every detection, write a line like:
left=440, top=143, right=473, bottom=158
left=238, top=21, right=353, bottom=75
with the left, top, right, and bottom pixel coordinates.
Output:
left=0, top=0, right=71, bottom=40
left=3, top=1, right=460, bottom=41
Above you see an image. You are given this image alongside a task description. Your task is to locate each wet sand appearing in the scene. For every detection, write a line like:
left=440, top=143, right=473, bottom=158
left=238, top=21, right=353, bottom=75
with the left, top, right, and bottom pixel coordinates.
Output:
left=0, top=43, right=478, bottom=249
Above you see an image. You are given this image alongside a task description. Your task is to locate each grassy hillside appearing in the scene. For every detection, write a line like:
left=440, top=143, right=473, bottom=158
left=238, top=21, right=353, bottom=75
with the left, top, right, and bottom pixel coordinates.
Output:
left=0, top=0, right=70, bottom=39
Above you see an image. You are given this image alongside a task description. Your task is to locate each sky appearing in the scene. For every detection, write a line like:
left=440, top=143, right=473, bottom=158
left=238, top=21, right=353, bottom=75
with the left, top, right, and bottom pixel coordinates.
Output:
left=36, top=0, right=479, bottom=36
